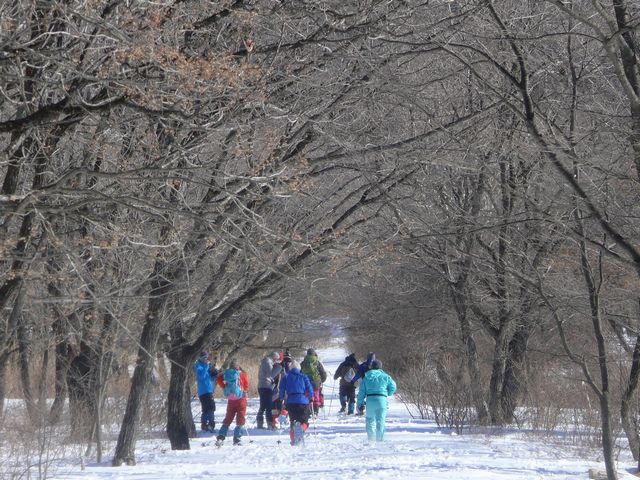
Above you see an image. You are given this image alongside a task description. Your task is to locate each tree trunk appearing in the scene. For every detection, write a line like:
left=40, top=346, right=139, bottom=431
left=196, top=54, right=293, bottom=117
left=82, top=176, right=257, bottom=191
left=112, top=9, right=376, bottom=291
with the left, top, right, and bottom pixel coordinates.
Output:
left=0, top=283, right=24, bottom=418
left=454, top=290, right=489, bottom=424
left=67, top=341, right=97, bottom=441
left=94, top=311, right=116, bottom=464
left=621, top=333, right=640, bottom=461
left=580, top=234, right=617, bottom=479
left=112, top=267, right=171, bottom=466
left=49, top=326, right=71, bottom=425
left=47, top=254, right=71, bottom=425
left=37, top=348, right=49, bottom=416
left=18, top=286, right=39, bottom=422
left=487, top=326, right=510, bottom=425
left=166, top=350, right=196, bottom=450
left=599, top=391, right=618, bottom=480
left=0, top=352, right=9, bottom=418
left=500, top=326, right=530, bottom=423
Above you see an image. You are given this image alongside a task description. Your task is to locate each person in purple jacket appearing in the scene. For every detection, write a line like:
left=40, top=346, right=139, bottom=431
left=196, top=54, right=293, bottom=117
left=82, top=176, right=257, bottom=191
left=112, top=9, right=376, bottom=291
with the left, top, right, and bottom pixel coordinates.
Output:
left=279, top=360, right=314, bottom=445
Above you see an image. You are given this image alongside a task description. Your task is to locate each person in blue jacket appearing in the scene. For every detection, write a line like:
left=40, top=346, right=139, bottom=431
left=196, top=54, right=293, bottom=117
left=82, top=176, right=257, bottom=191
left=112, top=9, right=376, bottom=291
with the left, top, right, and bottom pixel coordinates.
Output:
left=194, top=351, right=218, bottom=432
left=356, top=359, right=396, bottom=442
left=279, top=360, right=314, bottom=445
left=350, top=352, right=375, bottom=414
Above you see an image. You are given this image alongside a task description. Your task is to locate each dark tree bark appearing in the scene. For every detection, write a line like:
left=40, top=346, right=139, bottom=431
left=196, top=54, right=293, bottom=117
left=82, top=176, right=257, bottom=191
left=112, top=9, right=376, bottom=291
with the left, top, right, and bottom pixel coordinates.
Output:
left=67, top=339, right=97, bottom=441
left=500, top=326, right=530, bottom=423
left=112, top=255, right=175, bottom=465
left=451, top=286, right=489, bottom=425
left=18, top=286, right=39, bottom=422
left=621, top=332, right=640, bottom=462
left=166, top=349, right=196, bottom=450
left=49, top=335, right=70, bottom=425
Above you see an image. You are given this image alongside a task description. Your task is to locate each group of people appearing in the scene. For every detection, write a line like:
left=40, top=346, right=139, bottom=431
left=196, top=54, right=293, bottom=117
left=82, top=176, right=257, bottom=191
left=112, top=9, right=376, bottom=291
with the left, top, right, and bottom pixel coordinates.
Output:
left=193, top=348, right=396, bottom=446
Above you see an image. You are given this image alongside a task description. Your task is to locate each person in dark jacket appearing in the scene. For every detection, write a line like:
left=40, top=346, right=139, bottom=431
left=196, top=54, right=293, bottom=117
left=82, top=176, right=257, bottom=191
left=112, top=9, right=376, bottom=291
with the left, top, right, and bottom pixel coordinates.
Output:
left=334, top=353, right=359, bottom=414
left=356, top=359, right=397, bottom=442
left=350, top=352, right=375, bottom=415
left=257, top=351, right=282, bottom=429
left=279, top=360, right=314, bottom=445
left=194, top=351, right=218, bottom=432
left=271, top=352, right=287, bottom=427
left=282, top=349, right=293, bottom=373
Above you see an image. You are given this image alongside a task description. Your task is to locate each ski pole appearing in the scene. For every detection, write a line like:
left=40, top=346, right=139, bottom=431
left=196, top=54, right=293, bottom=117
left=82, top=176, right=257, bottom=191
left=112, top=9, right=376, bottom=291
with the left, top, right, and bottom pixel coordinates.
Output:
left=322, top=382, right=338, bottom=418
left=244, top=425, right=254, bottom=444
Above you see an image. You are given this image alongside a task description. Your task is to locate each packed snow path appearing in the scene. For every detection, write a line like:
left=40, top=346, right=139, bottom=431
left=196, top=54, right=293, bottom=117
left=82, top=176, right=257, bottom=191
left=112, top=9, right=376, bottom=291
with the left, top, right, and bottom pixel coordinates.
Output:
left=50, top=343, right=638, bottom=479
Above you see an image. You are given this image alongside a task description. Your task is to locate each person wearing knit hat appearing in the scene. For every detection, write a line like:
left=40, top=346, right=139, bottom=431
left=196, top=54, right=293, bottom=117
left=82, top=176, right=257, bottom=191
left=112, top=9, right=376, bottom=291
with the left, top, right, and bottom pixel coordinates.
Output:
left=283, top=350, right=293, bottom=373
left=270, top=352, right=287, bottom=428
left=256, top=351, right=283, bottom=429
left=356, top=359, right=397, bottom=442
left=279, top=359, right=314, bottom=445
left=194, top=351, right=218, bottom=433
left=300, top=348, right=327, bottom=416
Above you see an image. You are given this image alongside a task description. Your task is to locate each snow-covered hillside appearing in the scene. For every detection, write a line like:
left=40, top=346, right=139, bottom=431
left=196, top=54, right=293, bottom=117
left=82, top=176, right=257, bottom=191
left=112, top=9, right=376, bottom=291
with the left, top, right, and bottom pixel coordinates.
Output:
left=47, top=343, right=638, bottom=479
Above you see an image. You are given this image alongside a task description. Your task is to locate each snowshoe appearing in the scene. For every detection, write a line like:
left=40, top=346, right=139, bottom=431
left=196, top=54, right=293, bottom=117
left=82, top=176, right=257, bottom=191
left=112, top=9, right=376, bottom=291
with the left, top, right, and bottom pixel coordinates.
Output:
left=290, top=421, right=305, bottom=446
left=215, top=436, right=224, bottom=448
left=201, top=424, right=215, bottom=433
left=233, top=437, right=242, bottom=446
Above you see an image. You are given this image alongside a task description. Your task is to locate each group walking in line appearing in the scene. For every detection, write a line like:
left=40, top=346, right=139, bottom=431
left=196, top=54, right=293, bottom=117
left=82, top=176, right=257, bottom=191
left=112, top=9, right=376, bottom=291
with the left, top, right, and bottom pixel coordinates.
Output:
left=193, top=348, right=397, bottom=446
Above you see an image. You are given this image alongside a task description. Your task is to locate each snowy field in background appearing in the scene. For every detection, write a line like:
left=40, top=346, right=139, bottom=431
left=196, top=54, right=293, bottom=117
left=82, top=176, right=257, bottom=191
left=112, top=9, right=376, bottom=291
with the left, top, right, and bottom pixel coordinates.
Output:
left=47, top=343, right=639, bottom=480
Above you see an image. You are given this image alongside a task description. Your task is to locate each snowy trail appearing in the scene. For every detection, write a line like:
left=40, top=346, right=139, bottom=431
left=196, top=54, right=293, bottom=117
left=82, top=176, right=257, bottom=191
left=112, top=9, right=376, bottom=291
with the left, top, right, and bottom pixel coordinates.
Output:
left=49, top=343, right=638, bottom=479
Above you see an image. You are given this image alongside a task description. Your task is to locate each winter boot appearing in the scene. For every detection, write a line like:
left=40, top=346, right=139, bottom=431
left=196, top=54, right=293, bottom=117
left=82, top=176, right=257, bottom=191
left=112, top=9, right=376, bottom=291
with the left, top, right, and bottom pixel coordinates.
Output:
left=233, top=436, right=242, bottom=446
left=257, top=417, right=265, bottom=429
left=338, top=406, right=346, bottom=413
left=215, top=435, right=225, bottom=447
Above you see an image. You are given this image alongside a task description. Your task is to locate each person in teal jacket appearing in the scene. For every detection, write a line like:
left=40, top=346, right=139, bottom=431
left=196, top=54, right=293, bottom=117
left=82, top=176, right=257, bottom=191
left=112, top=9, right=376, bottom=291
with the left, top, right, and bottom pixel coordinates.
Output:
left=356, top=359, right=396, bottom=442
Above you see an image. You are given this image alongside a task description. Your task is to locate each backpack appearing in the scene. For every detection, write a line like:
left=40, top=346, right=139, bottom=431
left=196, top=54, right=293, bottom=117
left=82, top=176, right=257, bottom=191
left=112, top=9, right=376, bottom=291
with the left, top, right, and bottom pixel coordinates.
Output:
left=223, top=369, right=243, bottom=398
left=301, top=355, right=321, bottom=384
left=344, top=367, right=356, bottom=383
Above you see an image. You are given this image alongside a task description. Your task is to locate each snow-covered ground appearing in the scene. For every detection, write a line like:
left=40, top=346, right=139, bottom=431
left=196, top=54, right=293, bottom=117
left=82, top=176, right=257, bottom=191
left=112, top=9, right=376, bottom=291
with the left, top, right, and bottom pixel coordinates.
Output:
left=46, top=343, right=638, bottom=479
